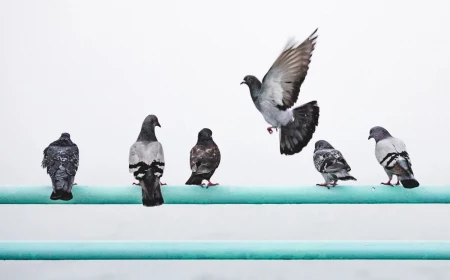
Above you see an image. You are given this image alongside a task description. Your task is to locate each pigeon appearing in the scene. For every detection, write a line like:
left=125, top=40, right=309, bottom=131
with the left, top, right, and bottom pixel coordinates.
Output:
left=313, top=140, right=357, bottom=188
left=41, top=133, right=79, bottom=201
left=368, top=126, right=419, bottom=188
left=185, top=128, right=221, bottom=188
left=129, top=115, right=166, bottom=207
left=240, top=28, right=320, bottom=155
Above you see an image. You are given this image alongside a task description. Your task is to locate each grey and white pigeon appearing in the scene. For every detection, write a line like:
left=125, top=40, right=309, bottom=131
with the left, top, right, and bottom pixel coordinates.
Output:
left=41, top=133, right=79, bottom=201
left=368, top=126, right=419, bottom=188
left=240, top=28, right=320, bottom=155
left=313, top=140, right=356, bottom=188
left=129, top=115, right=166, bottom=207
left=185, top=128, right=221, bottom=188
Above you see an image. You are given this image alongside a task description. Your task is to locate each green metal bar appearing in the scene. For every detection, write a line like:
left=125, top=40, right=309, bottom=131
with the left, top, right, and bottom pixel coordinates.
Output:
left=1, top=241, right=450, bottom=260
left=0, top=185, right=449, bottom=205
left=0, top=185, right=448, bottom=204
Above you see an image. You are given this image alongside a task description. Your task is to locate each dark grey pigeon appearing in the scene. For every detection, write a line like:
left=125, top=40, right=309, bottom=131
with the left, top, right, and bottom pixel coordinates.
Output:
left=241, top=28, right=320, bottom=155
left=313, top=140, right=356, bottom=189
left=368, top=126, right=419, bottom=188
left=185, top=128, right=221, bottom=188
left=41, top=133, right=79, bottom=201
left=129, top=115, right=166, bottom=207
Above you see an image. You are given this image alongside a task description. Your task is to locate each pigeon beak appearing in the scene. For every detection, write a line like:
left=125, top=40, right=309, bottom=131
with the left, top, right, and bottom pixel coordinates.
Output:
left=240, top=81, right=246, bottom=85
left=156, top=122, right=161, bottom=128
left=368, top=135, right=372, bottom=140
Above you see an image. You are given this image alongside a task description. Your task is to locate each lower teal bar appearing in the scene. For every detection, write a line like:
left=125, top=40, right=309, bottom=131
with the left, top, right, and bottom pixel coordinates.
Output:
left=1, top=241, right=450, bottom=260
left=0, top=185, right=449, bottom=204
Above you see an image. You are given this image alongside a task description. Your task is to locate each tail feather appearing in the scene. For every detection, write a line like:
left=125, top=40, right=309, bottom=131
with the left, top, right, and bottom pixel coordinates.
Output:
left=141, top=172, right=164, bottom=207
left=279, top=101, right=320, bottom=155
left=396, top=158, right=419, bottom=188
left=400, top=179, right=420, bottom=189
left=185, top=173, right=204, bottom=185
left=333, top=170, right=357, bottom=181
left=50, top=170, right=74, bottom=201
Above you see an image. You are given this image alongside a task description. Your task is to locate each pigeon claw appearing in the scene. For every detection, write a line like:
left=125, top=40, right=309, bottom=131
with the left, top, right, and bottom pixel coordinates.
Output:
left=316, top=183, right=331, bottom=189
left=266, top=127, right=279, bottom=134
left=201, top=181, right=219, bottom=189
left=160, top=182, right=167, bottom=186
left=381, top=180, right=394, bottom=186
left=132, top=181, right=140, bottom=186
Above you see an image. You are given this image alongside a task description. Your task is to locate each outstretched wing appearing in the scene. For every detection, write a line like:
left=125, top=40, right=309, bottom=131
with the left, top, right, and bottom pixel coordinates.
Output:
left=314, top=149, right=351, bottom=173
left=260, top=28, right=318, bottom=110
left=190, top=143, right=221, bottom=175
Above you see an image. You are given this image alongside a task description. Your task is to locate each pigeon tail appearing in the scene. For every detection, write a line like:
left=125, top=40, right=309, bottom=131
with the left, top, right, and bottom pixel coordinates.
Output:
left=395, top=158, right=419, bottom=188
left=400, top=178, right=420, bottom=189
left=185, top=173, right=205, bottom=185
left=333, top=170, right=357, bottom=181
left=279, top=100, right=320, bottom=155
left=50, top=169, right=75, bottom=201
left=140, top=172, right=164, bottom=207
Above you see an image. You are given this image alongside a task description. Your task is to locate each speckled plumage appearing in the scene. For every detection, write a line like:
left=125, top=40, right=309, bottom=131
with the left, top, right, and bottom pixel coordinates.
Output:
left=186, top=128, right=221, bottom=187
left=41, top=133, right=79, bottom=201
left=313, top=140, right=356, bottom=187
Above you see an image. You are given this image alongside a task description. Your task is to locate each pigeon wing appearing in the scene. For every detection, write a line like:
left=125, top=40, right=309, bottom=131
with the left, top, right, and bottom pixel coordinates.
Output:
left=375, top=138, right=413, bottom=175
left=260, top=29, right=318, bottom=110
left=190, top=143, right=221, bottom=175
left=129, top=141, right=165, bottom=179
left=314, top=149, right=350, bottom=173
left=62, top=145, right=79, bottom=175
left=42, top=144, right=79, bottom=176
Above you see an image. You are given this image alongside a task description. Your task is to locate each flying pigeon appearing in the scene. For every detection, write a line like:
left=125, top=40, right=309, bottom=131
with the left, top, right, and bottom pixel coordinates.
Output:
left=185, top=128, right=221, bottom=188
left=129, top=115, right=166, bottom=207
left=41, top=133, right=79, bottom=201
left=313, top=140, right=356, bottom=188
left=240, top=28, right=320, bottom=155
left=368, top=126, right=419, bottom=188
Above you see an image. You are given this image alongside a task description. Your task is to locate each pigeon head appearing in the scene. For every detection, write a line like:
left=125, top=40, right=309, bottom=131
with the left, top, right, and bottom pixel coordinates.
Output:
left=241, top=75, right=262, bottom=100
left=138, top=114, right=160, bottom=141
left=60, top=133, right=71, bottom=140
left=314, top=140, right=334, bottom=152
left=368, top=126, right=392, bottom=142
left=198, top=128, right=213, bottom=140
left=143, top=114, right=161, bottom=128
left=52, top=132, right=74, bottom=146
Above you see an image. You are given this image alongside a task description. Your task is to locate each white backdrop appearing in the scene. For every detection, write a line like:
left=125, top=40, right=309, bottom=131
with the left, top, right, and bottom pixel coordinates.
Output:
left=1, top=0, right=450, bottom=279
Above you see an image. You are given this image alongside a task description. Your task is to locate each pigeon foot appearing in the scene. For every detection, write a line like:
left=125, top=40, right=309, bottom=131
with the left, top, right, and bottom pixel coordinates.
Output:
left=266, top=127, right=278, bottom=134
left=132, top=181, right=140, bottom=186
left=381, top=180, right=393, bottom=186
left=202, top=181, right=219, bottom=189
left=316, top=183, right=331, bottom=189
left=160, top=182, right=167, bottom=186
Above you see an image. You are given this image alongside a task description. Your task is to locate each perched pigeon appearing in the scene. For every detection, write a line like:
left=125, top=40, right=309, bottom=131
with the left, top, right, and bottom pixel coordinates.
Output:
left=368, top=126, right=419, bottom=188
left=129, top=115, right=166, bottom=207
left=41, top=133, right=79, bottom=201
left=185, top=128, right=221, bottom=188
left=313, top=140, right=356, bottom=188
left=240, top=28, right=320, bottom=155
